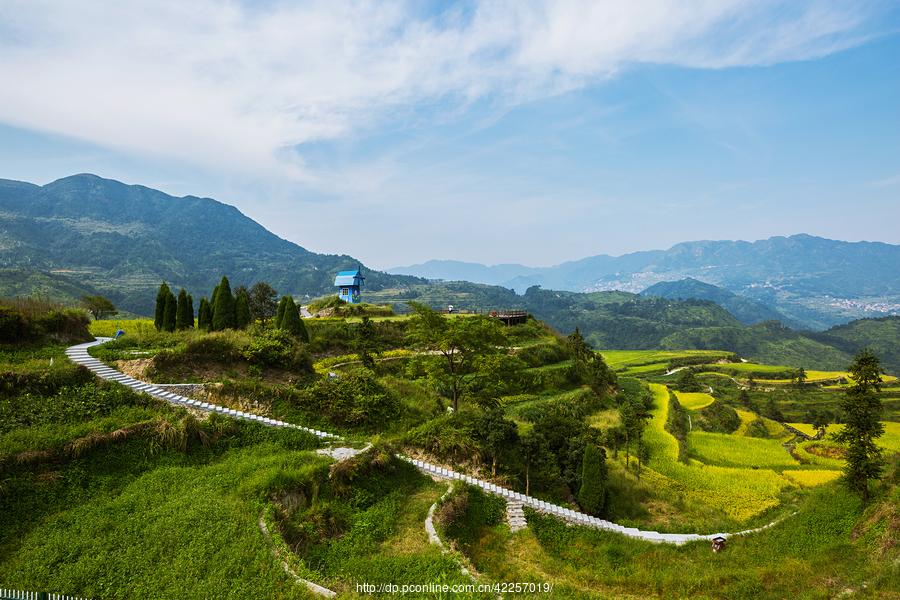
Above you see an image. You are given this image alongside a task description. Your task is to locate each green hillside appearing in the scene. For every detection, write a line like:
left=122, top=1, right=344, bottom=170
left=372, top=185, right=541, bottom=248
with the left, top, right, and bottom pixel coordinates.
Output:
left=0, top=175, right=423, bottom=315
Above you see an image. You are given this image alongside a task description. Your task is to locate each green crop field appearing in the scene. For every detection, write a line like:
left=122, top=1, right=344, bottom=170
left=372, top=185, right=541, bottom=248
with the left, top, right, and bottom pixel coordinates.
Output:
left=688, top=431, right=799, bottom=470
left=598, top=350, right=729, bottom=370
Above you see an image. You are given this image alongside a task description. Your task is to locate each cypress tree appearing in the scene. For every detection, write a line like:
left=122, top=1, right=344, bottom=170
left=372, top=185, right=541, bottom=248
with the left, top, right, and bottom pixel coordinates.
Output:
left=235, top=287, right=251, bottom=329
left=577, top=443, right=608, bottom=516
left=274, top=295, right=289, bottom=328
left=175, top=289, right=191, bottom=330
left=279, top=296, right=309, bottom=342
left=163, top=290, right=177, bottom=332
left=834, top=349, right=885, bottom=502
left=197, top=298, right=212, bottom=330
left=187, top=294, right=194, bottom=328
left=211, top=276, right=236, bottom=331
left=154, top=282, right=171, bottom=331
left=210, top=284, right=220, bottom=324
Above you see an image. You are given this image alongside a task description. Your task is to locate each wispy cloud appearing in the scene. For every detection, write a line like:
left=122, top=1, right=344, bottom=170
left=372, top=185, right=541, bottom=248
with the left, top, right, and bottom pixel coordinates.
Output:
left=0, top=0, right=890, bottom=182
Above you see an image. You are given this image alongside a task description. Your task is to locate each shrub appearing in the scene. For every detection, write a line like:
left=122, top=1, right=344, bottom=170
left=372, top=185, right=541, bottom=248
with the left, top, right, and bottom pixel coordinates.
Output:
left=578, top=443, right=608, bottom=516
left=694, top=400, right=741, bottom=433
left=516, top=341, right=570, bottom=368
left=0, top=299, right=90, bottom=344
left=242, top=328, right=310, bottom=370
left=436, top=484, right=505, bottom=550
left=295, top=371, right=400, bottom=429
left=665, top=391, right=690, bottom=461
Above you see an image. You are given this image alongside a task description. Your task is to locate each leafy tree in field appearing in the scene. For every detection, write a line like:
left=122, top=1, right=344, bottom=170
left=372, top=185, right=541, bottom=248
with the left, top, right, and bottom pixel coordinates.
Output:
left=677, top=368, right=703, bottom=392
left=354, top=316, right=380, bottom=369
left=565, top=327, right=615, bottom=394
left=154, top=282, right=172, bottom=331
left=473, top=408, right=518, bottom=477
left=834, top=349, right=885, bottom=502
left=619, top=395, right=651, bottom=473
left=578, top=443, right=608, bottom=516
left=806, top=408, right=832, bottom=437
left=249, top=282, right=278, bottom=324
left=793, top=366, right=808, bottom=387
left=279, top=296, right=309, bottom=341
left=235, top=286, right=251, bottom=329
left=738, top=389, right=755, bottom=411
left=406, top=302, right=505, bottom=412
left=274, top=296, right=289, bottom=328
left=197, top=298, right=212, bottom=330
left=211, top=276, right=236, bottom=331
left=81, top=295, right=117, bottom=320
left=175, top=289, right=193, bottom=330
left=520, top=429, right=553, bottom=496
left=162, top=290, right=177, bottom=332
left=468, top=354, right=527, bottom=410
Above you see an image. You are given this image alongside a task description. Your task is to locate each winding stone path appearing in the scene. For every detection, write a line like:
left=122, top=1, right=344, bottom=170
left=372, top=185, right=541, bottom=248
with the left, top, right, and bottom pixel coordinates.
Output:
left=67, top=338, right=792, bottom=547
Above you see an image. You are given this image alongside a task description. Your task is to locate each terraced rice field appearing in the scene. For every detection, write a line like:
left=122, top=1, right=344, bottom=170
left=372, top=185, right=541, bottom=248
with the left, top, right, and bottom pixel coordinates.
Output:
left=598, top=350, right=730, bottom=370
left=688, top=431, right=798, bottom=469
left=782, top=470, right=842, bottom=487
left=641, top=384, right=792, bottom=523
left=787, top=422, right=900, bottom=452
left=674, top=391, right=715, bottom=410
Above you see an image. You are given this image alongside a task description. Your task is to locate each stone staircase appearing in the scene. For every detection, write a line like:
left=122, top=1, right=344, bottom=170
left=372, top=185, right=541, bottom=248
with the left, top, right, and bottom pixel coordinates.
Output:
left=507, top=500, right=527, bottom=532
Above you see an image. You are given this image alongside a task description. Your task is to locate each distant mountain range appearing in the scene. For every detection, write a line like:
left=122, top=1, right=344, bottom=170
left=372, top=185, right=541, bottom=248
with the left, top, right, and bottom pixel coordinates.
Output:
left=2, top=173, right=897, bottom=374
left=0, top=174, right=422, bottom=314
left=390, top=235, right=900, bottom=330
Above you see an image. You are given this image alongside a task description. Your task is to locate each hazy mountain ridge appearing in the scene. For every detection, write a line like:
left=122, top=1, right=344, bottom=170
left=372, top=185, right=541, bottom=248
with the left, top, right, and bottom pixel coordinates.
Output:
left=391, top=235, right=900, bottom=330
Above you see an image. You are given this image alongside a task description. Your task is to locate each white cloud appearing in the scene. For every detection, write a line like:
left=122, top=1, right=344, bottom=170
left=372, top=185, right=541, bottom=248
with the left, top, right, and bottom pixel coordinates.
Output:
left=0, top=0, right=888, bottom=181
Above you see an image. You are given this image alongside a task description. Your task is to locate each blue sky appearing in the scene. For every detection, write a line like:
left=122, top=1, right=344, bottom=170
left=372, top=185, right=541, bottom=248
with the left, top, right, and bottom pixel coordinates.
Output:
left=0, top=1, right=898, bottom=268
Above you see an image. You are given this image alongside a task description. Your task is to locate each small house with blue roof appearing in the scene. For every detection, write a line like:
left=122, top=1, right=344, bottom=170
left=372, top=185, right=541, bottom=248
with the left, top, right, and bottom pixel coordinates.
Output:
left=334, top=268, right=364, bottom=304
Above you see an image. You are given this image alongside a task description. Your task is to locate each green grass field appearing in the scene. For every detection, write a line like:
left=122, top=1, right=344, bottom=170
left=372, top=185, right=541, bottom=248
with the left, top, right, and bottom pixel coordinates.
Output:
left=598, top=350, right=730, bottom=370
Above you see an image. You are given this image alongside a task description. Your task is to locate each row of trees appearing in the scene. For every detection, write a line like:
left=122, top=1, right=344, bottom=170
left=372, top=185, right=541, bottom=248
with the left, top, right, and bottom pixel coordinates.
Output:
left=152, top=278, right=307, bottom=340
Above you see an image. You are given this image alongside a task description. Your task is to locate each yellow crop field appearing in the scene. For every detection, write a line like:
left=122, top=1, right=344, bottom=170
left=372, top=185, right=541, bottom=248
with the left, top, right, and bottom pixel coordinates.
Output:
left=782, top=470, right=842, bottom=487
left=674, top=391, right=715, bottom=410
left=786, top=422, right=899, bottom=453
left=641, top=384, right=792, bottom=523
left=88, top=319, right=156, bottom=337
left=689, top=431, right=799, bottom=469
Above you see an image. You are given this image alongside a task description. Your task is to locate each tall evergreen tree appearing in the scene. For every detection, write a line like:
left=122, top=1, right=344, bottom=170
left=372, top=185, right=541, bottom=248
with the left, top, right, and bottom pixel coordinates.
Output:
left=578, top=443, right=608, bottom=516
left=274, top=295, right=290, bottom=328
left=175, top=289, right=192, bottom=330
left=278, top=295, right=309, bottom=341
left=162, top=289, right=177, bottom=332
left=211, top=276, right=236, bottom=331
left=235, top=286, right=251, bottom=329
left=187, top=294, right=194, bottom=327
left=834, top=349, right=885, bottom=502
left=197, top=298, right=212, bottom=330
left=154, top=282, right=171, bottom=331
left=210, top=284, right=220, bottom=324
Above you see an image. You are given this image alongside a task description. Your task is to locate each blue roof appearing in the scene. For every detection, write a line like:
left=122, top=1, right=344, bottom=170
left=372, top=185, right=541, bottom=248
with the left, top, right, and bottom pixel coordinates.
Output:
left=334, top=269, right=364, bottom=287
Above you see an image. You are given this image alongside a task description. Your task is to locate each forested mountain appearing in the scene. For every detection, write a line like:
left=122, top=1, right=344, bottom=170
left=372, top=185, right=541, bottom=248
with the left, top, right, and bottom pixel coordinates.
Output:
left=391, top=235, right=900, bottom=330
left=640, top=278, right=796, bottom=327
left=0, top=174, right=423, bottom=314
